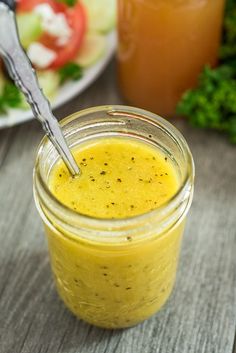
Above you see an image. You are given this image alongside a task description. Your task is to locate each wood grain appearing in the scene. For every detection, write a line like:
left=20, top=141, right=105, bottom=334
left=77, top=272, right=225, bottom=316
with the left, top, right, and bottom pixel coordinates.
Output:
left=0, top=61, right=236, bottom=353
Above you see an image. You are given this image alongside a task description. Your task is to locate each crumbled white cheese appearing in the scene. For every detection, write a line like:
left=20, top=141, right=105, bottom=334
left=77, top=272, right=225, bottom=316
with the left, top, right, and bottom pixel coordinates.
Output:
left=27, top=42, right=56, bottom=68
left=34, top=4, right=72, bottom=47
left=34, top=3, right=54, bottom=21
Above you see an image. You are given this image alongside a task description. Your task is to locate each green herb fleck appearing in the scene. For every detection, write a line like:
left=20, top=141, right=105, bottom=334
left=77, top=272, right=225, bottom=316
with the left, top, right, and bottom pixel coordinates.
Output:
left=59, top=62, right=83, bottom=83
left=57, top=0, right=77, bottom=8
left=0, top=82, right=23, bottom=113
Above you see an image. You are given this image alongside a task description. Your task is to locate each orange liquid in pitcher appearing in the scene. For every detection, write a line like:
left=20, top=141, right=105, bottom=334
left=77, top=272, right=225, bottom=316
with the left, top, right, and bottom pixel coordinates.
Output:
left=118, top=0, right=225, bottom=117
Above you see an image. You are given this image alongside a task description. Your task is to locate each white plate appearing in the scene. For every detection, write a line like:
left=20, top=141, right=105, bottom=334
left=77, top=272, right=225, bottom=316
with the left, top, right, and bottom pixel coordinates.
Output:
left=0, top=31, right=116, bottom=129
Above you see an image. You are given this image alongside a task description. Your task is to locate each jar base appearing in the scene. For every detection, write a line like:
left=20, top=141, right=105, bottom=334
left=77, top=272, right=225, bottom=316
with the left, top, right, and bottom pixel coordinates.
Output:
left=57, top=283, right=174, bottom=330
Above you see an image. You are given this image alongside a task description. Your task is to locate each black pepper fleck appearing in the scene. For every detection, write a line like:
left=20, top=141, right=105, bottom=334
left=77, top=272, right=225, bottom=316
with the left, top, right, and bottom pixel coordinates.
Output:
left=126, top=287, right=132, bottom=290
left=103, top=273, right=108, bottom=276
left=165, top=157, right=168, bottom=161
left=117, top=178, right=122, bottom=182
left=104, top=163, right=108, bottom=166
left=127, top=236, right=132, bottom=241
left=100, top=171, right=106, bottom=175
left=82, top=158, right=86, bottom=162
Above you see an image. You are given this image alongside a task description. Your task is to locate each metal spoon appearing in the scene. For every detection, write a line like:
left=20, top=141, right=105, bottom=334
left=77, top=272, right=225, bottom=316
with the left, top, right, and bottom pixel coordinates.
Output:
left=0, top=1, right=80, bottom=176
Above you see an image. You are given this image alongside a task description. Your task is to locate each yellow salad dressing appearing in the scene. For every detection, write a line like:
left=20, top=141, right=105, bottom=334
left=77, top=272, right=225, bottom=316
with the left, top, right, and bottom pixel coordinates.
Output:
left=45, top=138, right=185, bottom=328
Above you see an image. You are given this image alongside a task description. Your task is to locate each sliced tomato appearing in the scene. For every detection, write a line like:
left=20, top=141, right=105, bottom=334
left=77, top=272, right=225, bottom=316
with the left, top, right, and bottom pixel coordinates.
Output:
left=17, top=0, right=86, bottom=69
left=17, top=0, right=66, bottom=15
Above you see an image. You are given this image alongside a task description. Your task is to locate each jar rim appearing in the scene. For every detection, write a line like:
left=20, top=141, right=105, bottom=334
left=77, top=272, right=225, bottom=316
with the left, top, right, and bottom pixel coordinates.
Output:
left=33, top=105, right=195, bottom=240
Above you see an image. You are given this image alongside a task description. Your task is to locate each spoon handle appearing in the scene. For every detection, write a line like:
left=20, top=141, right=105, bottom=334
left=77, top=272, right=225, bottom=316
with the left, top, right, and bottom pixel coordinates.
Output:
left=0, top=2, right=80, bottom=176
left=0, top=0, right=15, bottom=10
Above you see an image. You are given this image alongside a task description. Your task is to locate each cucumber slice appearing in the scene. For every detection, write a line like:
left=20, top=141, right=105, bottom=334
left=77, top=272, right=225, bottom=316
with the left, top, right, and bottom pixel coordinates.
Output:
left=0, top=70, right=4, bottom=95
left=18, top=93, right=29, bottom=110
left=17, top=13, right=43, bottom=49
left=38, top=70, right=60, bottom=99
left=82, top=0, right=116, bottom=33
left=18, top=70, right=60, bottom=109
left=75, top=33, right=106, bottom=68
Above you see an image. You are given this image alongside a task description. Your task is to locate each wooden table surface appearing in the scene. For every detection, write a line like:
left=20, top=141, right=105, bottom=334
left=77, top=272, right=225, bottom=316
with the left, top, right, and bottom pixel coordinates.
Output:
left=0, top=61, right=236, bottom=353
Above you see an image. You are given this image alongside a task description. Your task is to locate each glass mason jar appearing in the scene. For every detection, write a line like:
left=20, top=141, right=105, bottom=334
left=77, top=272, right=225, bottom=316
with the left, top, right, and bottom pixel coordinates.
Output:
left=117, top=0, right=226, bottom=117
left=33, top=105, right=194, bottom=329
